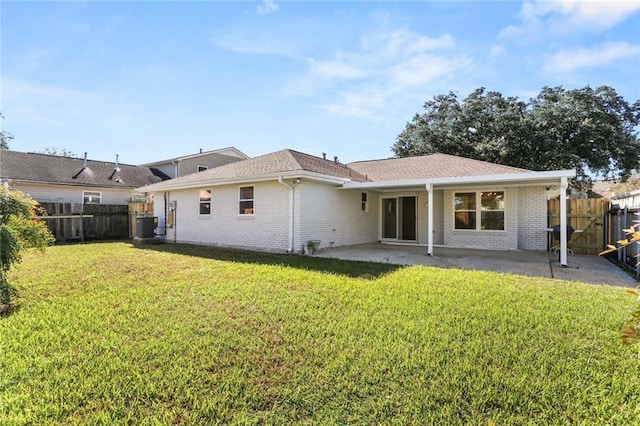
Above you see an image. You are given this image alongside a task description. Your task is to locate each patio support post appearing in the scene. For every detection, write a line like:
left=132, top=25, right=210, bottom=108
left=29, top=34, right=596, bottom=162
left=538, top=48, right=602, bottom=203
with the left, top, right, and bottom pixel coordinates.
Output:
left=559, top=176, right=568, bottom=267
left=426, top=183, right=433, bottom=256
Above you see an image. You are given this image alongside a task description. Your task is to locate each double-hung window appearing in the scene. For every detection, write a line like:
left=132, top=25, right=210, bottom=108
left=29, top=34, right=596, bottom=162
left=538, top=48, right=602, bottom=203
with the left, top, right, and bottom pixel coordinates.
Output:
left=239, top=186, right=254, bottom=215
left=454, top=191, right=504, bottom=230
left=199, top=189, right=211, bottom=215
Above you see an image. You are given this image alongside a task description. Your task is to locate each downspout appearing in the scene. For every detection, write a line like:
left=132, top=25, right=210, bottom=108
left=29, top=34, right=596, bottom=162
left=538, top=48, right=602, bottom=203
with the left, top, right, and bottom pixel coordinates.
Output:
left=426, top=183, right=434, bottom=256
left=278, top=176, right=295, bottom=253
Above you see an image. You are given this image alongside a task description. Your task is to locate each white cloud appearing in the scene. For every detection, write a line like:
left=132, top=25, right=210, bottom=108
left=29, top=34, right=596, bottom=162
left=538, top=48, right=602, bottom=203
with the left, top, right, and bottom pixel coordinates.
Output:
left=390, top=54, right=471, bottom=91
left=307, top=59, right=364, bottom=80
left=213, top=31, right=296, bottom=57
left=318, top=89, right=387, bottom=120
left=284, top=28, right=468, bottom=119
left=522, top=0, right=640, bottom=29
left=2, top=78, right=108, bottom=101
left=545, top=42, right=640, bottom=72
left=361, top=29, right=455, bottom=56
left=490, top=45, right=506, bottom=57
left=502, top=0, right=640, bottom=37
left=257, top=0, right=279, bottom=16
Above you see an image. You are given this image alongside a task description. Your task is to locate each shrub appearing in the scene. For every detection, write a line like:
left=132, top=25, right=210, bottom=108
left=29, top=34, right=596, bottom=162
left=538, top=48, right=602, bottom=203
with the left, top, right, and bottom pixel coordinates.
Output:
left=0, top=187, right=53, bottom=310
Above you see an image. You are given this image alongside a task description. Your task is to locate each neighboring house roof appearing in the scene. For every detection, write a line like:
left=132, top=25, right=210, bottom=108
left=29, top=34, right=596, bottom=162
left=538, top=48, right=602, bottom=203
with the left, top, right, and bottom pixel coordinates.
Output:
left=141, top=146, right=249, bottom=166
left=0, top=150, right=170, bottom=188
left=348, top=153, right=529, bottom=181
left=140, top=149, right=370, bottom=192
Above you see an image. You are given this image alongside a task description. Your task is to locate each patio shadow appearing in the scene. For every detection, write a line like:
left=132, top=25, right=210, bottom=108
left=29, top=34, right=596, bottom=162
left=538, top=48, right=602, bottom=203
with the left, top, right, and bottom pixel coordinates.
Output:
left=134, top=242, right=401, bottom=280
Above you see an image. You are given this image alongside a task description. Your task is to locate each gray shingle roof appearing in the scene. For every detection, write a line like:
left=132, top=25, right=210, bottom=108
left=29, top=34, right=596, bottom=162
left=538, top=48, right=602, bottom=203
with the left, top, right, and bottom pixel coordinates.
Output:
left=348, top=153, right=530, bottom=181
left=0, top=150, right=169, bottom=188
left=141, top=149, right=369, bottom=191
left=140, top=150, right=536, bottom=192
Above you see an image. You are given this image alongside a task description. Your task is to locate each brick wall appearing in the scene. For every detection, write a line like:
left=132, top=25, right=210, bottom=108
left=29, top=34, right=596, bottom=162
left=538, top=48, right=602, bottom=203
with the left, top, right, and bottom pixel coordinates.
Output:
left=517, top=186, right=548, bottom=251
left=443, top=187, right=519, bottom=250
left=153, top=179, right=380, bottom=252
left=157, top=181, right=290, bottom=251
left=297, top=181, right=378, bottom=251
left=151, top=182, right=548, bottom=253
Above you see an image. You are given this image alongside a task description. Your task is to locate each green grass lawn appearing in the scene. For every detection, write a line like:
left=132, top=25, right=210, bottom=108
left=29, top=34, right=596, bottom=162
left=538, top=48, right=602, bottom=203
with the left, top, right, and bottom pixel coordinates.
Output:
left=1, top=242, right=639, bottom=424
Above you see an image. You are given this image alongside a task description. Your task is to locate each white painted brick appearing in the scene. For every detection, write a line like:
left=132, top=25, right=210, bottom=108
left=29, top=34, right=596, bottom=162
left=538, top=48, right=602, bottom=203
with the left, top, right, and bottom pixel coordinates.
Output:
left=517, top=187, right=548, bottom=251
left=151, top=182, right=548, bottom=253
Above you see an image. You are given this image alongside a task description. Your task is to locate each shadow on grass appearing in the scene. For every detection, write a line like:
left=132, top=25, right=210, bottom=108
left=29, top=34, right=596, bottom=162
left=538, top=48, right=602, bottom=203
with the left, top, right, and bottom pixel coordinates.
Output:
left=134, top=242, right=401, bottom=280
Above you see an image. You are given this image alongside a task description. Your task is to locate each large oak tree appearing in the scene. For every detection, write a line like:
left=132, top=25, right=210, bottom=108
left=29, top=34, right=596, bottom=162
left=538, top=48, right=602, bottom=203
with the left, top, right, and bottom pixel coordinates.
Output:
left=393, top=86, right=640, bottom=189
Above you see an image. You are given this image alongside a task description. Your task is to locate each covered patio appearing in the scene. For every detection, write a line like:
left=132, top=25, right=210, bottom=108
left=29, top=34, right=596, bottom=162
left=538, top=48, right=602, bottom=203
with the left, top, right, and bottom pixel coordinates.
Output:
left=313, top=243, right=637, bottom=287
left=343, top=170, right=577, bottom=266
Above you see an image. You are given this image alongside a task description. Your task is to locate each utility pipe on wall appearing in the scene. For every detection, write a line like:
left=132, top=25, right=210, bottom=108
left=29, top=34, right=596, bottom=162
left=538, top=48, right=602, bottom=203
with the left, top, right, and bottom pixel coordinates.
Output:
left=277, top=176, right=295, bottom=253
left=426, top=183, right=433, bottom=256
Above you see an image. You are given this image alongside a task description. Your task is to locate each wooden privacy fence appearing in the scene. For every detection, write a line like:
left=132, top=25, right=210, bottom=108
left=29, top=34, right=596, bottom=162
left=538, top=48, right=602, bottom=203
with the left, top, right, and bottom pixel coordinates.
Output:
left=547, top=198, right=608, bottom=255
left=128, top=202, right=154, bottom=238
left=607, top=205, right=640, bottom=277
left=38, top=202, right=154, bottom=242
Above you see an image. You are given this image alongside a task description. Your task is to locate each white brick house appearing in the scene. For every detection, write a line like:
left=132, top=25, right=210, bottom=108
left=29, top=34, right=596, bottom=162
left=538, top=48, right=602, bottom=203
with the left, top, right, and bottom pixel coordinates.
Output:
left=139, top=149, right=576, bottom=265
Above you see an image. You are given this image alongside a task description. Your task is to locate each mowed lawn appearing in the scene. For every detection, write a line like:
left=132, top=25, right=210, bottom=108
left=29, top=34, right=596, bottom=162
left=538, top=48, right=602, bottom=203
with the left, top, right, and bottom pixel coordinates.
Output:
left=1, top=243, right=639, bottom=424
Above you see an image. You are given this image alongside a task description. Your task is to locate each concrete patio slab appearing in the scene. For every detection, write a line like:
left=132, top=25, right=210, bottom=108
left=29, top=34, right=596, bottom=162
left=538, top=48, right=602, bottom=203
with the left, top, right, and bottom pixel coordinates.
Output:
left=313, top=243, right=638, bottom=288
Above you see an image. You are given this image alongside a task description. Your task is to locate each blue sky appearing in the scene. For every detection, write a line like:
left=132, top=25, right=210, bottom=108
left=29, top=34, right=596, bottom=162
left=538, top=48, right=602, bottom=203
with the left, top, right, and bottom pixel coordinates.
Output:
left=2, top=1, right=639, bottom=165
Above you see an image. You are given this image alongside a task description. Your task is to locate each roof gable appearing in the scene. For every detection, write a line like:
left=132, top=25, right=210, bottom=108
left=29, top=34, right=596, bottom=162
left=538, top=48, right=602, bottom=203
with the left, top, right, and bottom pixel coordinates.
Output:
left=141, top=146, right=249, bottom=166
left=0, top=150, right=169, bottom=188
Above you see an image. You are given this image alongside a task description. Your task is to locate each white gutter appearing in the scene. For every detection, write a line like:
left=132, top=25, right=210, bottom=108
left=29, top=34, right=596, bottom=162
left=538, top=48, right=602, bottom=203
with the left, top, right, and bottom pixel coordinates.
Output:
left=277, top=176, right=295, bottom=253
left=341, top=169, right=576, bottom=190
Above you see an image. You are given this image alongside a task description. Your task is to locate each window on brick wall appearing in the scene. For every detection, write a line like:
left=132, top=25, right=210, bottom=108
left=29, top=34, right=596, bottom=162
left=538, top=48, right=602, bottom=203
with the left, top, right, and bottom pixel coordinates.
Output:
left=361, top=192, right=369, bottom=212
left=199, top=189, right=211, bottom=215
left=239, top=186, right=254, bottom=215
left=454, top=191, right=504, bottom=230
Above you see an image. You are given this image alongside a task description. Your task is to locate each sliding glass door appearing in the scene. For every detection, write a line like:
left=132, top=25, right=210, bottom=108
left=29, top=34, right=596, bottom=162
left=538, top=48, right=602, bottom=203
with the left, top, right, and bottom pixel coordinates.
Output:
left=381, top=196, right=417, bottom=241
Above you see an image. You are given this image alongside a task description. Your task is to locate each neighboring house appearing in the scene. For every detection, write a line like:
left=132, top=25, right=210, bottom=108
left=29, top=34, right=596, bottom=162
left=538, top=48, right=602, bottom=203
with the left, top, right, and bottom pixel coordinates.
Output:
left=140, top=147, right=248, bottom=178
left=139, top=149, right=576, bottom=265
left=611, top=189, right=640, bottom=209
left=0, top=150, right=170, bottom=205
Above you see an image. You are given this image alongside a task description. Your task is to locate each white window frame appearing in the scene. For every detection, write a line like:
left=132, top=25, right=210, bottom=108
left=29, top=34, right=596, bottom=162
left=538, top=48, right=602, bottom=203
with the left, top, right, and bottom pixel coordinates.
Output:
left=197, top=165, right=208, bottom=173
left=454, top=190, right=505, bottom=231
left=238, top=186, right=254, bottom=216
left=83, top=191, right=102, bottom=205
left=361, top=192, right=369, bottom=213
left=198, top=189, right=212, bottom=216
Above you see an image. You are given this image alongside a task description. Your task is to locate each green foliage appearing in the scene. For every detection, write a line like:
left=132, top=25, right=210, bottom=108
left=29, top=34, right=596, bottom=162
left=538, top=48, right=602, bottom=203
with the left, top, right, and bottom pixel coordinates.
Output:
left=39, top=146, right=79, bottom=158
left=0, top=188, right=53, bottom=308
left=394, top=86, right=640, bottom=189
left=2, top=242, right=640, bottom=423
left=0, top=112, right=12, bottom=149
